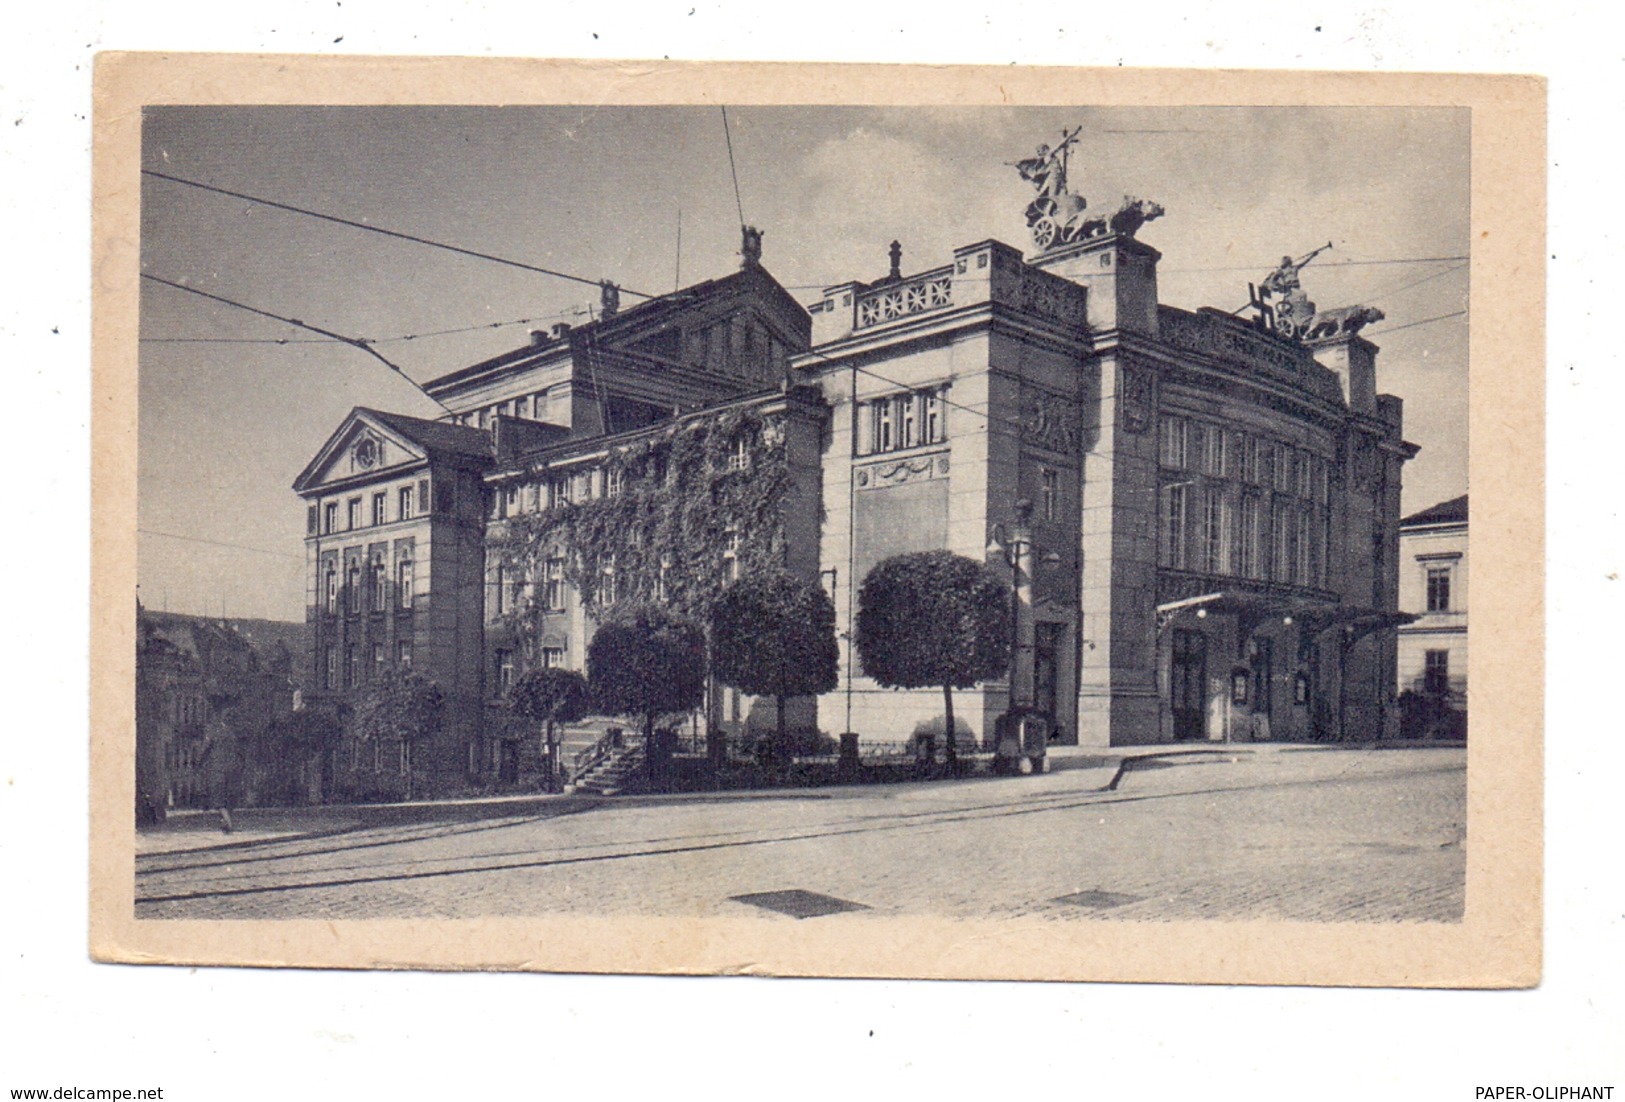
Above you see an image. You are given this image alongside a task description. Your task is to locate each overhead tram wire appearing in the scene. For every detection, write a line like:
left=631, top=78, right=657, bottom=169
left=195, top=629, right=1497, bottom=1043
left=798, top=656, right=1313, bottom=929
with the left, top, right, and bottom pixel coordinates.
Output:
left=141, top=273, right=457, bottom=415
left=142, top=169, right=656, bottom=301
left=720, top=106, right=747, bottom=229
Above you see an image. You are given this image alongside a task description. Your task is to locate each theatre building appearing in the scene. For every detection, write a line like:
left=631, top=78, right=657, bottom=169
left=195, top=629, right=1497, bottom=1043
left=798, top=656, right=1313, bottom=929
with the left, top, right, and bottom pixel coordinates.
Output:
left=798, top=208, right=1415, bottom=747
left=293, top=156, right=1418, bottom=793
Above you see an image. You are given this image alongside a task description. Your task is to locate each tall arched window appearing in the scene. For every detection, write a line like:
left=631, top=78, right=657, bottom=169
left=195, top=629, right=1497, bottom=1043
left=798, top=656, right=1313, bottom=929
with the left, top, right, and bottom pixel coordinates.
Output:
left=397, top=553, right=414, bottom=610
left=324, top=563, right=338, bottom=615
left=347, top=563, right=361, bottom=614
left=372, top=555, right=388, bottom=610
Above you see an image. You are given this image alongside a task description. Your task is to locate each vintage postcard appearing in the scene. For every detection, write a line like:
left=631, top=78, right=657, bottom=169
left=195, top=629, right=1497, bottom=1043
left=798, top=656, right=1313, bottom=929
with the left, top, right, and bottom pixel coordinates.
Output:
left=91, top=55, right=1543, bottom=985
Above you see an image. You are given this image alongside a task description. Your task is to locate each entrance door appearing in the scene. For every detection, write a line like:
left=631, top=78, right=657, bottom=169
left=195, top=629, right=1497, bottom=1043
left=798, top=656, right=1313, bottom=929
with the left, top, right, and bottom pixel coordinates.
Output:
left=1171, top=629, right=1208, bottom=741
left=1251, top=637, right=1274, bottom=739
left=498, top=740, right=519, bottom=783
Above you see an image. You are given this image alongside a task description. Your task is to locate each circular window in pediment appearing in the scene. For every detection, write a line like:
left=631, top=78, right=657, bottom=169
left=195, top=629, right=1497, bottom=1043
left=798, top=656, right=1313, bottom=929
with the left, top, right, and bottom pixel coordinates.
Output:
left=354, top=436, right=379, bottom=469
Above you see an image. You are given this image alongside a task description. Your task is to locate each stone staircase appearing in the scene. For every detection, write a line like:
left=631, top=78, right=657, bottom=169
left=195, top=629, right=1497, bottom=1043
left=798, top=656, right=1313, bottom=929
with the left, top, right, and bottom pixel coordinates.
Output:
left=568, top=743, right=647, bottom=796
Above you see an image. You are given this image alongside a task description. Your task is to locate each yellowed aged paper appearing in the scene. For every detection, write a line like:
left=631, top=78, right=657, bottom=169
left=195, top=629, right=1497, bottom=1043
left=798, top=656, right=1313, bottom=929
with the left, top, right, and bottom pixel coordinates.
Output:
left=92, top=54, right=1543, bottom=985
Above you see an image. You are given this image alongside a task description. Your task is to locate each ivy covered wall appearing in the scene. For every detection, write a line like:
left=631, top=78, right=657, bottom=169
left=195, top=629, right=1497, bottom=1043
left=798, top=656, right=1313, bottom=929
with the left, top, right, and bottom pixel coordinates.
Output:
left=490, top=401, right=810, bottom=649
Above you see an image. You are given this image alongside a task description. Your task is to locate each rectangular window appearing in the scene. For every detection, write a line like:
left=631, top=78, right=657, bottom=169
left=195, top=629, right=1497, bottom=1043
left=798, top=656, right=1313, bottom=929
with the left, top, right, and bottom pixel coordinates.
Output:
left=398, top=486, right=413, bottom=520
left=372, top=642, right=385, bottom=681
left=495, top=649, right=515, bottom=695
left=345, top=645, right=358, bottom=688
left=1424, top=649, right=1450, bottom=695
left=418, top=479, right=430, bottom=515
left=372, top=492, right=387, bottom=527
left=542, top=646, right=564, bottom=669
left=1259, top=442, right=1277, bottom=490
left=1239, top=494, right=1262, bottom=579
left=728, top=435, right=752, bottom=473
left=1159, top=416, right=1188, bottom=469
left=1239, top=435, right=1258, bottom=484
left=600, top=555, right=617, bottom=606
left=324, top=502, right=338, bottom=534
left=723, top=527, right=741, bottom=582
left=372, top=555, right=388, bottom=610
left=605, top=467, right=623, bottom=498
left=397, top=554, right=413, bottom=610
left=493, top=565, right=507, bottom=615
left=1226, top=430, right=1247, bottom=480
left=549, top=474, right=572, bottom=509
left=923, top=392, right=943, bottom=444
left=856, top=387, right=943, bottom=456
left=505, top=485, right=520, bottom=515
left=1275, top=448, right=1295, bottom=495
left=348, top=498, right=362, bottom=531
left=1202, top=487, right=1231, bottom=575
left=324, top=562, right=338, bottom=615
left=1426, top=565, right=1452, bottom=612
left=1295, top=509, right=1313, bottom=586
left=545, top=557, right=566, bottom=612
left=397, top=639, right=412, bottom=670
left=899, top=395, right=919, bottom=449
left=1039, top=467, right=1058, bottom=522
left=1159, top=484, right=1188, bottom=570
left=1201, top=424, right=1225, bottom=477
left=875, top=400, right=894, bottom=453
left=1272, top=501, right=1293, bottom=584
left=347, top=562, right=362, bottom=614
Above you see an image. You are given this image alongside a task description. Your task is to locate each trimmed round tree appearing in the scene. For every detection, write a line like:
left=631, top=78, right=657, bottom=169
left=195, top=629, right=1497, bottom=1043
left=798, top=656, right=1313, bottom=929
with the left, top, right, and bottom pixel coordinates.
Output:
left=854, top=550, right=1012, bottom=771
left=507, top=667, right=592, bottom=789
left=710, top=570, right=839, bottom=757
left=587, top=604, right=708, bottom=782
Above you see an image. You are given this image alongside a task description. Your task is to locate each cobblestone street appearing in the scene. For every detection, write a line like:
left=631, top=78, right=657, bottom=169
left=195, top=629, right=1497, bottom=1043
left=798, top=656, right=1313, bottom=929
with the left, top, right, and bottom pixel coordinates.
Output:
left=135, top=745, right=1466, bottom=923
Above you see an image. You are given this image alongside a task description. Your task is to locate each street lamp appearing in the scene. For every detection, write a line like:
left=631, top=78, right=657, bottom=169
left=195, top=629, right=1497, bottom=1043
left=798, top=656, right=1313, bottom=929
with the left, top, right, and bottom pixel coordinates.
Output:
left=987, top=500, right=1061, bottom=774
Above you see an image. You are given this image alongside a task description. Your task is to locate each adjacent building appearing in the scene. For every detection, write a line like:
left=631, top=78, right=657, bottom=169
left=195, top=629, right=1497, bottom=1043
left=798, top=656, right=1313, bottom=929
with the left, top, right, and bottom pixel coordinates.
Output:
left=292, top=152, right=1423, bottom=794
left=1396, top=494, right=1468, bottom=737
left=135, top=607, right=300, bottom=816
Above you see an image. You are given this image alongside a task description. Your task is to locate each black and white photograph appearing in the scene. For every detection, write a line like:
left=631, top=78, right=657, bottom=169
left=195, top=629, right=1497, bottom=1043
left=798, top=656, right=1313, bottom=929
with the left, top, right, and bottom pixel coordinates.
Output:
left=90, top=58, right=1541, bottom=986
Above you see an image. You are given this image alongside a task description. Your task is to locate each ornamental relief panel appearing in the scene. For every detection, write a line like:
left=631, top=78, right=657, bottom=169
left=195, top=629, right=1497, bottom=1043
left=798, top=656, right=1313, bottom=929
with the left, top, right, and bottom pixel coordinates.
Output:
left=1022, top=390, right=1082, bottom=455
left=1119, top=366, right=1155, bottom=435
left=854, top=452, right=950, bottom=489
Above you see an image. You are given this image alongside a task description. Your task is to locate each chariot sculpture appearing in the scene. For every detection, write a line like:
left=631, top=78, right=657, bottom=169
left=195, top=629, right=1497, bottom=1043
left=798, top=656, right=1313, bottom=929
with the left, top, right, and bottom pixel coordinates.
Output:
left=1249, top=244, right=1385, bottom=341
left=1010, top=127, right=1164, bottom=251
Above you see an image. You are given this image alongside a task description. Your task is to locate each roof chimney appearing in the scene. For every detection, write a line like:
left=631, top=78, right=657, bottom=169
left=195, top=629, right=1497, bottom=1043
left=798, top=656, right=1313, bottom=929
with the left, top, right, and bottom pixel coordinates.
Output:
left=528, top=329, right=549, bottom=347
left=551, top=322, right=573, bottom=340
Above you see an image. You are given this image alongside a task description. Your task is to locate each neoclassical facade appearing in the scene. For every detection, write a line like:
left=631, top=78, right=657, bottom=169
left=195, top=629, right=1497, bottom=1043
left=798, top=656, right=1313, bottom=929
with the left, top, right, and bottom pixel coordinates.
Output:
left=1396, top=494, right=1468, bottom=737
left=294, top=163, right=1418, bottom=791
left=799, top=220, right=1414, bottom=748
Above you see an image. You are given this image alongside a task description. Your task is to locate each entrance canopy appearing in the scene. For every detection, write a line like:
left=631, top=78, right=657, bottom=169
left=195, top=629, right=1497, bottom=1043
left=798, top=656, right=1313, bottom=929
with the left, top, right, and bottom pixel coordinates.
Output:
left=1156, top=589, right=1416, bottom=649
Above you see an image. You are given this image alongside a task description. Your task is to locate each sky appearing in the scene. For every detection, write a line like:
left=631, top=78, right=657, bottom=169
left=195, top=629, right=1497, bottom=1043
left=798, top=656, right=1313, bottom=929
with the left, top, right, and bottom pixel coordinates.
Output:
left=138, top=105, right=1470, bottom=622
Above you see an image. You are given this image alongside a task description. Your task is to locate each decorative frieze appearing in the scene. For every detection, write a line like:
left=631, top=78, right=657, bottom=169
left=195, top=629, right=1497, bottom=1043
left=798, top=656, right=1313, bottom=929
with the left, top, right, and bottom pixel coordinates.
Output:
left=854, top=451, right=950, bottom=489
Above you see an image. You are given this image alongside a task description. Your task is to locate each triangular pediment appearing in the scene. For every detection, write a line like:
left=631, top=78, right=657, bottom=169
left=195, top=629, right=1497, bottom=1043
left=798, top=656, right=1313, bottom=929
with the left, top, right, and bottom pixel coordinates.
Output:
left=292, top=409, right=430, bottom=494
